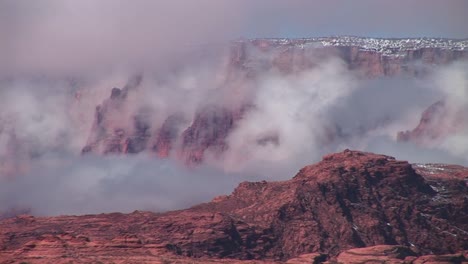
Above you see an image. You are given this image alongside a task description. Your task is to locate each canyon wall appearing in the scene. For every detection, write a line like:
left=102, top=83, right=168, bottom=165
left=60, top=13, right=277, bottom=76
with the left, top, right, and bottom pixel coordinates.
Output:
left=80, top=37, right=468, bottom=164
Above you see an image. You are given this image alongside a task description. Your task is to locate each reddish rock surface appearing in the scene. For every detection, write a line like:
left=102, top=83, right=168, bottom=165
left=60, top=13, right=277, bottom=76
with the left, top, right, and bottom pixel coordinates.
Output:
left=333, top=245, right=467, bottom=264
left=397, top=100, right=468, bottom=145
left=1, top=150, right=467, bottom=263
left=240, top=38, right=468, bottom=77
left=397, top=101, right=447, bottom=142
left=151, top=113, right=187, bottom=158
left=334, top=245, right=417, bottom=263
left=179, top=106, right=244, bottom=164
left=81, top=38, right=468, bottom=164
left=82, top=87, right=244, bottom=164
left=82, top=75, right=144, bottom=155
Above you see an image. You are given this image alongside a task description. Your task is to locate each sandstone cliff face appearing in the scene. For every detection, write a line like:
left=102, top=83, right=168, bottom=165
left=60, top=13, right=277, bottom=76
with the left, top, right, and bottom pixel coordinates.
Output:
left=82, top=99, right=244, bottom=164
left=82, top=75, right=145, bottom=155
left=239, top=38, right=468, bottom=77
left=397, top=99, right=468, bottom=145
left=397, top=101, right=447, bottom=143
left=81, top=38, right=468, bottom=164
left=2, top=150, right=467, bottom=263
left=343, top=47, right=468, bottom=77
left=179, top=106, right=244, bottom=164
left=151, top=113, right=187, bottom=158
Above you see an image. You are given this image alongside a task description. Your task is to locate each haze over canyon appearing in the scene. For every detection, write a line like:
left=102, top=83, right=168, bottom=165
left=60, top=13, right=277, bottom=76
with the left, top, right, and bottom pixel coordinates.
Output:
left=1, top=1, right=468, bottom=263
left=0, top=35, right=467, bottom=216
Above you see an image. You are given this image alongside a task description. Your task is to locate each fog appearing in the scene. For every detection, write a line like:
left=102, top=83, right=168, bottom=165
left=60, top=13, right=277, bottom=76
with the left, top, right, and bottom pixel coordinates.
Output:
left=0, top=0, right=246, bottom=75
left=1, top=59, right=467, bottom=216
left=1, top=0, right=467, bottom=75
left=0, top=153, right=249, bottom=216
left=1, top=1, right=467, bottom=216
left=219, top=60, right=468, bottom=176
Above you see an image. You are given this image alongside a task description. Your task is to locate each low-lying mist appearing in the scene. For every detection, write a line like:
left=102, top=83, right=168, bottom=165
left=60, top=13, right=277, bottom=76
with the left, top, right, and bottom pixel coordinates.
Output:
left=1, top=58, right=467, bottom=216
left=1, top=1, right=467, bottom=216
left=0, top=153, right=249, bottom=216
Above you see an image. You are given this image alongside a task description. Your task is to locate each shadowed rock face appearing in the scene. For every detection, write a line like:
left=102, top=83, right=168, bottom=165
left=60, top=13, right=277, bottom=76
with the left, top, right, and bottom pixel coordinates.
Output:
left=82, top=75, right=144, bottom=155
left=151, top=113, right=187, bottom=158
left=179, top=106, right=243, bottom=165
left=1, top=150, right=467, bottom=263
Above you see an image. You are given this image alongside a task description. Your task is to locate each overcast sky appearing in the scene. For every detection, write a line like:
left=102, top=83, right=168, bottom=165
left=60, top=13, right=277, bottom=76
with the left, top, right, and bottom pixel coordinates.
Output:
left=2, top=0, right=467, bottom=39
left=1, top=0, right=467, bottom=75
left=242, top=0, right=468, bottom=38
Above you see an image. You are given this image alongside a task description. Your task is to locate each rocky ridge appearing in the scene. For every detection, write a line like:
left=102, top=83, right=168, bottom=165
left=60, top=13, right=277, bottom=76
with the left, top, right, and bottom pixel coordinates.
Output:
left=1, top=150, right=467, bottom=263
left=240, top=37, right=468, bottom=76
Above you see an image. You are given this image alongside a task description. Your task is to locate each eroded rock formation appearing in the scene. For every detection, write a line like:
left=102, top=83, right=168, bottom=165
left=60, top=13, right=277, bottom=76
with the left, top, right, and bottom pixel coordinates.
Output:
left=81, top=37, right=468, bottom=165
left=398, top=99, right=468, bottom=146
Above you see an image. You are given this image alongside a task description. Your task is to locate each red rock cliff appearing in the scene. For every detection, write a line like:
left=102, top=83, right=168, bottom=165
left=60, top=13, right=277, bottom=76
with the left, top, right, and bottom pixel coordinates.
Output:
left=81, top=37, right=468, bottom=164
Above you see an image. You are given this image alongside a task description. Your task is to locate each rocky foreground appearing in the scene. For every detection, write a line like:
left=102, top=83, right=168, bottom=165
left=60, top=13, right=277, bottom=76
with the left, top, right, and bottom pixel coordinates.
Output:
left=1, top=150, right=467, bottom=263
